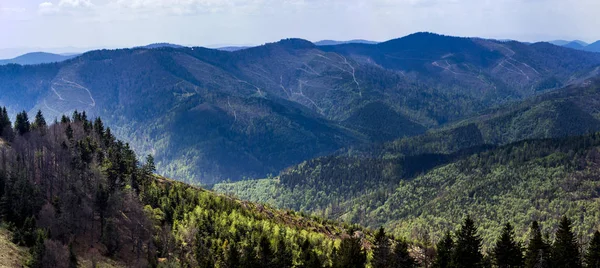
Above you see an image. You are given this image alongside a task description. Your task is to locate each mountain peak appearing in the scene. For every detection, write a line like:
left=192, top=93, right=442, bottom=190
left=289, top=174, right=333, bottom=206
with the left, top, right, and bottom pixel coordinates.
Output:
left=273, top=38, right=316, bottom=49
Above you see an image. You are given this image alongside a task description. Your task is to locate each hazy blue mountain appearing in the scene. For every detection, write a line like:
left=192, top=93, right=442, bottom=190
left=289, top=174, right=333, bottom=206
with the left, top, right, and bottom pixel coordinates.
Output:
left=216, top=46, right=252, bottom=51
left=0, top=52, right=78, bottom=65
left=138, top=43, right=185, bottom=49
left=549, top=40, right=571, bottom=46
left=549, top=39, right=588, bottom=47
left=314, top=39, right=379, bottom=46
left=584, top=40, right=600, bottom=53
left=1, top=33, right=600, bottom=184
left=562, top=41, right=586, bottom=50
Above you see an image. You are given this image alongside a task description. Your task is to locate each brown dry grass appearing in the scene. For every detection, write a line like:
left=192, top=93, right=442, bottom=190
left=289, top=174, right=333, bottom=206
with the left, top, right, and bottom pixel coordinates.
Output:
left=0, top=227, right=29, bottom=268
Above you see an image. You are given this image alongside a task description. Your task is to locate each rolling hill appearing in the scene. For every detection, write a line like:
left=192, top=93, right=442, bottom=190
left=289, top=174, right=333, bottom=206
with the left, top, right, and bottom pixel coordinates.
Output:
left=213, top=77, right=600, bottom=246
left=1, top=32, right=600, bottom=184
left=0, top=52, right=78, bottom=65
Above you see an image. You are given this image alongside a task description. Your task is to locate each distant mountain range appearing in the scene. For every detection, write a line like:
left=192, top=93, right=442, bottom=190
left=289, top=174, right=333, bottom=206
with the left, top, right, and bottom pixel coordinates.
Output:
left=0, top=52, right=79, bottom=65
left=136, top=43, right=186, bottom=49
left=314, top=39, right=379, bottom=46
left=550, top=39, right=600, bottom=52
left=2, top=32, right=600, bottom=184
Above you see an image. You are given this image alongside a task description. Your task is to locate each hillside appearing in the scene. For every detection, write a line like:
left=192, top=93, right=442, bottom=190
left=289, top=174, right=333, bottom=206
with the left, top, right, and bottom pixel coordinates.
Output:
left=214, top=129, right=600, bottom=248
left=0, top=110, right=408, bottom=267
left=214, top=78, right=600, bottom=244
left=2, top=33, right=600, bottom=184
left=0, top=52, right=78, bottom=65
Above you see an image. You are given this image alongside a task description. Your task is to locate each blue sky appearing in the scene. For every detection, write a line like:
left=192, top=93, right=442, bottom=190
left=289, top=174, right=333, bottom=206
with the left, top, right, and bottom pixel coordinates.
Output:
left=1, top=0, right=599, bottom=56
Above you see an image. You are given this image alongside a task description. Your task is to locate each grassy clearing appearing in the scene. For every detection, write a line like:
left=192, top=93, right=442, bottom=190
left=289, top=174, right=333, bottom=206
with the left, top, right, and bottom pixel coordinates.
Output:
left=0, top=226, right=29, bottom=268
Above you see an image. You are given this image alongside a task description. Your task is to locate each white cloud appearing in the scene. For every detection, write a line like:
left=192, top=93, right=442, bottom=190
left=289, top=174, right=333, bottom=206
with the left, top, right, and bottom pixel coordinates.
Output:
left=109, top=0, right=250, bottom=15
left=38, top=0, right=95, bottom=16
left=59, top=0, right=94, bottom=8
left=38, top=2, right=60, bottom=15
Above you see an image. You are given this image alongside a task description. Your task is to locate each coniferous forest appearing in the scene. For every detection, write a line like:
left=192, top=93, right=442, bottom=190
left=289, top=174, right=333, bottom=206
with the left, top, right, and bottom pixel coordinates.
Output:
left=1, top=109, right=600, bottom=267
left=2, top=30, right=600, bottom=268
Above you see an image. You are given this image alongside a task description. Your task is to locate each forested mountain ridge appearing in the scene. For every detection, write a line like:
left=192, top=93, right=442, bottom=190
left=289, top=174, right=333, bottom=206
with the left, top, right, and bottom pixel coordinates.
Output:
left=1, top=109, right=408, bottom=267
left=214, top=127, right=600, bottom=249
left=2, top=33, right=600, bottom=184
left=2, top=109, right=600, bottom=268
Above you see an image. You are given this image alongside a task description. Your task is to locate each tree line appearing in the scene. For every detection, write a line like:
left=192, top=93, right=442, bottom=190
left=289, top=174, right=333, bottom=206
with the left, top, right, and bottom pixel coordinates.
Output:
left=1, top=108, right=599, bottom=267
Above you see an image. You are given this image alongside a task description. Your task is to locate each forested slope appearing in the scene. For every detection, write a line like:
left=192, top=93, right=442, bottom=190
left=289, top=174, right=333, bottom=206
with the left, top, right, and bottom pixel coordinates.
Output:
left=215, top=131, right=600, bottom=248
left=0, top=109, right=409, bottom=267
left=2, top=33, right=600, bottom=184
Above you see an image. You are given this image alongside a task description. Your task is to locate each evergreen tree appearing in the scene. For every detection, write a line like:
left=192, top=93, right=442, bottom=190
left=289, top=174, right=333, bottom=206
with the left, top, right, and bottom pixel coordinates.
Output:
left=32, top=110, right=47, bottom=131
left=258, top=236, right=275, bottom=267
left=61, top=115, right=70, bottom=124
left=14, top=111, right=30, bottom=136
left=493, top=223, right=524, bottom=268
left=144, top=154, right=156, bottom=174
left=273, top=237, right=293, bottom=268
left=29, top=229, right=47, bottom=268
left=372, top=227, right=392, bottom=268
left=433, top=232, right=454, bottom=268
left=552, top=216, right=582, bottom=268
left=225, top=242, right=241, bottom=268
left=585, top=231, right=600, bottom=268
left=68, top=243, right=78, bottom=268
left=0, top=107, right=11, bottom=136
left=66, top=124, right=74, bottom=140
left=524, top=221, right=550, bottom=268
left=93, top=117, right=104, bottom=136
left=334, top=236, right=367, bottom=268
left=451, top=216, right=483, bottom=268
left=299, top=238, right=322, bottom=268
left=391, top=239, right=416, bottom=268
left=242, top=243, right=260, bottom=268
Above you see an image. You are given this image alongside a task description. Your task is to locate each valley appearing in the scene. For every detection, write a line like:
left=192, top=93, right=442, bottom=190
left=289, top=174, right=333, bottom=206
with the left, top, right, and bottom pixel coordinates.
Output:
left=2, top=31, right=600, bottom=267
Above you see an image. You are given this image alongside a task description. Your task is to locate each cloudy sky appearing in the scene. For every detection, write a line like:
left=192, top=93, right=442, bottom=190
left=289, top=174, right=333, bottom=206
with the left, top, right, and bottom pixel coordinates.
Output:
left=1, top=0, right=599, bottom=56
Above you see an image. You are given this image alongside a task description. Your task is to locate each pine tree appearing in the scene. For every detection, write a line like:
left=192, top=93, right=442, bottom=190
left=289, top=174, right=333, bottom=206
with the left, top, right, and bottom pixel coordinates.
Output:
left=242, top=243, right=260, bottom=268
left=493, top=223, right=523, bottom=268
left=524, top=221, right=550, bottom=268
left=273, top=237, right=293, bottom=268
left=299, top=238, right=322, bottom=268
left=372, top=227, right=392, bottom=268
left=32, top=110, right=47, bottom=131
left=334, top=236, right=367, bottom=268
left=14, top=111, right=30, bottom=136
left=258, top=236, right=275, bottom=267
left=451, top=216, right=483, bottom=268
left=225, top=242, right=241, bottom=268
left=552, top=216, right=582, bottom=268
left=391, top=239, right=416, bottom=268
left=0, top=107, right=11, bottom=136
left=66, top=124, right=74, bottom=140
left=68, top=243, right=78, bottom=268
left=433, top=232, right=454, bottom=268
left=585, top=231, right=600, bottom=268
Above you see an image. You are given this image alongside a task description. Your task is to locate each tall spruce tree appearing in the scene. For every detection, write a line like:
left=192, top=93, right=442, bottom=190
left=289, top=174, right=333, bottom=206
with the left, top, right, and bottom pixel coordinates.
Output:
left=524, top=221, right=550, bottom=268
left=299, top=238, right=322, bottom=268
left=273, top=237, right=293, bottom=268
left=493, top=223, right=524, bottom=268
left=334, top=236, right=367, bottom=268
left=433, top=232, right=454, bottom=268
left=551, top=216, right=582, bottom=268
left=0, top=107, right=11, bottom=136
left=451, top=216, right=483, bottom=268
left=31, top=110, right=47, bottom=131
left=585, top=231, right=600, bottom=268
left=372, top=227, right=392, bottom=268
left=391, top=239, right=417, bottom=268
left=14, top=111, right=30, bottom=136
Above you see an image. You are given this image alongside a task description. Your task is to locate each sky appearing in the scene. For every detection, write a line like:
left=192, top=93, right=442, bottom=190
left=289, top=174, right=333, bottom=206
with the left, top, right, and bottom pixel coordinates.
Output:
left=1, top=0, right=600, bottom=57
